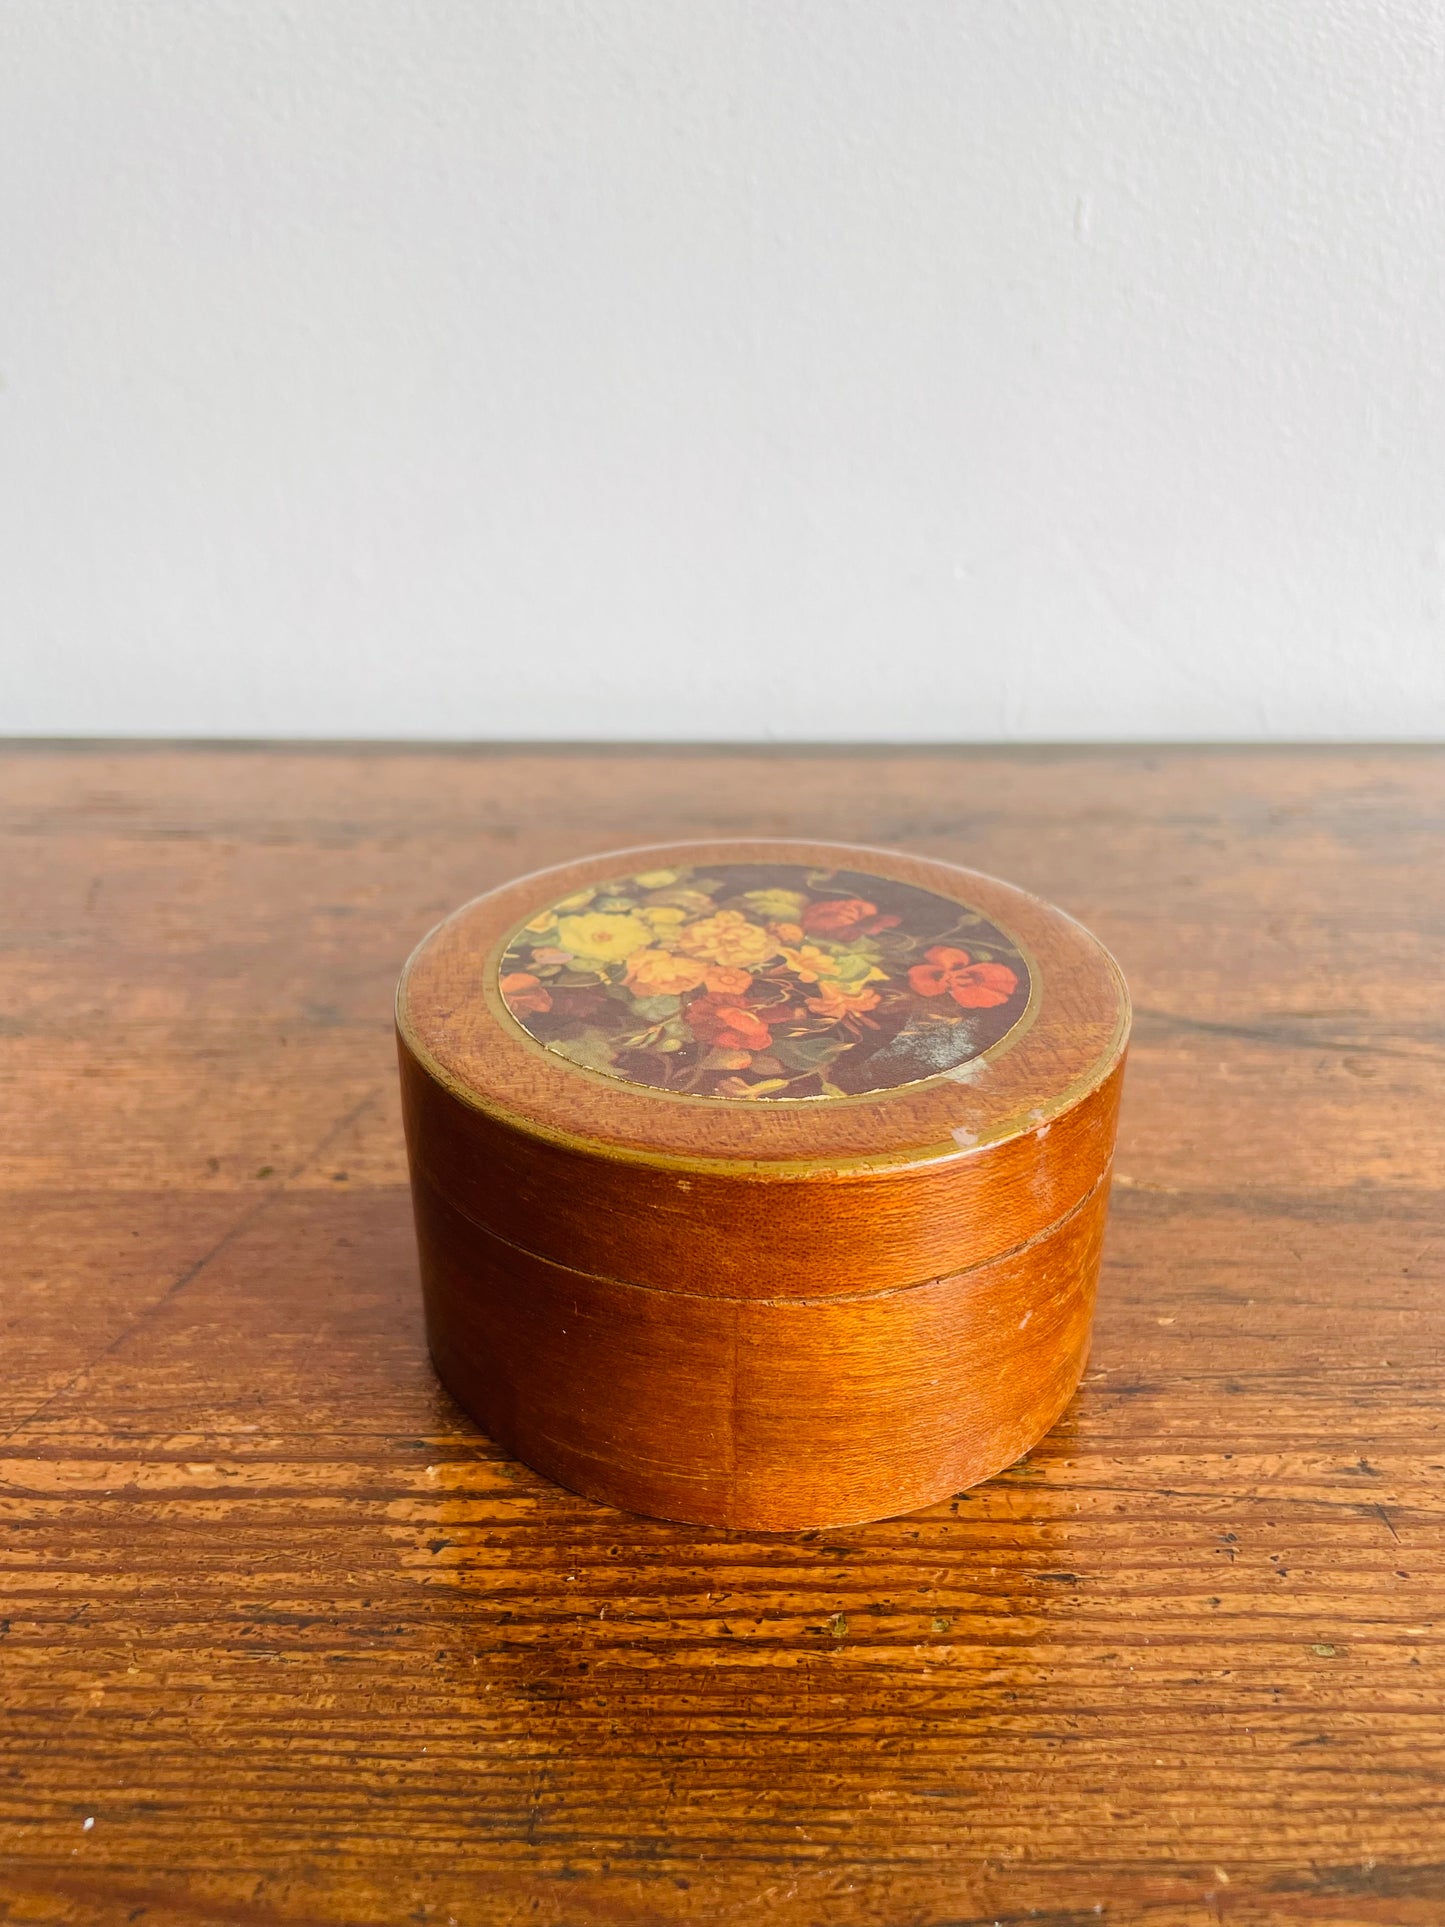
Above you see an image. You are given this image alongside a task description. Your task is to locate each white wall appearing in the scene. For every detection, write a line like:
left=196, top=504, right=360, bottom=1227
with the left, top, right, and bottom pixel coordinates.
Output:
left=3, top=1, right=1444, bottom=741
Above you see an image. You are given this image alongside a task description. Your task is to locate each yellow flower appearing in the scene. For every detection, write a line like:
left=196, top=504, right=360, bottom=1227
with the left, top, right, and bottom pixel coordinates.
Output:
left=639, top=904, right=688, bottom=937
left=624, top=948, right=708, bottom=996
left=553, top=889, right=596, bottom=913
left=779, top=944, right=839, bottom=984
left=555, top=910, right=651, bottom=962
left=741, top=887, right=808, bottom=921
left=524, top=910, right=559, bottom=935
left=677, top=910, right=779, bottom=969
left=633, top=868, right=679, bottom=888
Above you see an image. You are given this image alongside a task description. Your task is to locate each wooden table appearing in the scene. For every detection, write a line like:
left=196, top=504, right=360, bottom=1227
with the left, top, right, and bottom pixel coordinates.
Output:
left=3, top=745, right=1441, bottom=1927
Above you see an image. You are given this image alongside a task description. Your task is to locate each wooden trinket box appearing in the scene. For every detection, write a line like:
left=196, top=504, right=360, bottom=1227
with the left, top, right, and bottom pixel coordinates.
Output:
left=397, top=840, right=1128, bottom=1529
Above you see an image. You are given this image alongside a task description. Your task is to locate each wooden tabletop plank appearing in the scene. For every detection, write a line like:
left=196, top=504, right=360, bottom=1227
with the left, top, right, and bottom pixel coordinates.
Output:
left=2, top=745, right=1442, bottom=1927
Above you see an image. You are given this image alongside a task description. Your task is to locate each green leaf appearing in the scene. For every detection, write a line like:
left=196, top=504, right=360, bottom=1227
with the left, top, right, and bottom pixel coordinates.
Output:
left=738, top=888, right=808, bottom=920
left=550, top=1029, right=619, bottom=1072
left=826, top=948, right=883, bottom=984
left=629, top=993, right=681, bottom=1020
left=771, top=1033, right=850, bottom=1072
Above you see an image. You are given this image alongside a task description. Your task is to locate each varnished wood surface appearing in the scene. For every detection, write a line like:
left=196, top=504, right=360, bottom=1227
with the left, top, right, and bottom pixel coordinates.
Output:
left=3, top=743, right=1443, bottom=1926
left=416, top=1167, right=1110, bottom=1531
left=399, top=1043, right=1123, bottom=1297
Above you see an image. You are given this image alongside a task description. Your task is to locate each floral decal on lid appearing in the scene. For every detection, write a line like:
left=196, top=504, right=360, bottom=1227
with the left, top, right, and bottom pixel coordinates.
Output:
left=497, top=862, right=1030, bottom=1100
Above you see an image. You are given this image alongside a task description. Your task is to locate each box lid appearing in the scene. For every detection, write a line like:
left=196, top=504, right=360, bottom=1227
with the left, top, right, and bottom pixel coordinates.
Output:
left=397, top=839, right=1128, bottom=1298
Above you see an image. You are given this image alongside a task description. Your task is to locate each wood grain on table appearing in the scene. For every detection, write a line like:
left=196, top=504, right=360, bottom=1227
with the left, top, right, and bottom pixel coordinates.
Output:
left=1, top=744, right=1441, bottom=1927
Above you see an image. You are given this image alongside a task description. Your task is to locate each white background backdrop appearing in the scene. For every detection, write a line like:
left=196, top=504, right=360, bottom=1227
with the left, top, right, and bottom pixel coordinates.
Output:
left=4, top=1, right=1444, bottom=741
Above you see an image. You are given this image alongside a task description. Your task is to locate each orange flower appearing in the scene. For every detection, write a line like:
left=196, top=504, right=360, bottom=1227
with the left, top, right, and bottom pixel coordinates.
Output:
left=625, top=948, right=708, bottom=997
left=500, top=970, right=552, bottom=1015
left=703, top=964, right=753, bottom=996
left=908, top=947, right=1019, bottom=1009
left=805, top=981, right=882, bottom=1020
left=685, top=995, right=774, bottom=1052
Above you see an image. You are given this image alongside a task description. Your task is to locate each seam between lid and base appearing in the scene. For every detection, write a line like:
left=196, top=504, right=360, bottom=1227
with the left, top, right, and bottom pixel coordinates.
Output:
left=414, top=1158, right=1113, bottom=1311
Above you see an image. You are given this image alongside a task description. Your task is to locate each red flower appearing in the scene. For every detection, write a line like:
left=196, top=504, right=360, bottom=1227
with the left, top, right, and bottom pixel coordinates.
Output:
left=500, top=970, right=553, bottom=1015
left=908, top=946, right=1019, bottom=1010
left=801, top=896, right=878, bottom=937
left=685, top=994, right=774, bottom=1052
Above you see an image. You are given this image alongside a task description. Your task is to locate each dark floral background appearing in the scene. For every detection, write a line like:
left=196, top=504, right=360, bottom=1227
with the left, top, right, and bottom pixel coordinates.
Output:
left=497, top=862, right=1030, bottom=1100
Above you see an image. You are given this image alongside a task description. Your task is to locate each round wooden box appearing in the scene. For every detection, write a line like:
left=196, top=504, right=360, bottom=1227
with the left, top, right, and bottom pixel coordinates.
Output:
left=397, top=839, right=1128, bottom=1530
